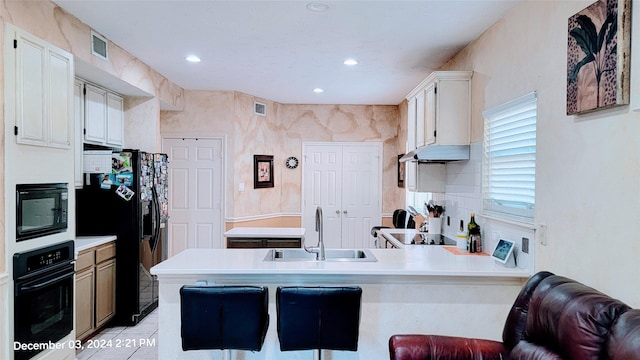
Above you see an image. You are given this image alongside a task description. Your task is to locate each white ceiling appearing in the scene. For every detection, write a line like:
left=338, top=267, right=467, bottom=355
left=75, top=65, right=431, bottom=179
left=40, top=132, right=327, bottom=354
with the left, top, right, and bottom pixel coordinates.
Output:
left=53, top=0, right=521, bottom=105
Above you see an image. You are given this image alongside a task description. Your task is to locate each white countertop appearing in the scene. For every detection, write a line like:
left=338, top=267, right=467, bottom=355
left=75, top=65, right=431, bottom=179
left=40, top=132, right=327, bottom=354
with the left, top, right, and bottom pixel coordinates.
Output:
left=75, top=235, right=117, bottom=253
left=151, top=246, right=530, bottom=280
left=224, top=227, right=305, bottom=238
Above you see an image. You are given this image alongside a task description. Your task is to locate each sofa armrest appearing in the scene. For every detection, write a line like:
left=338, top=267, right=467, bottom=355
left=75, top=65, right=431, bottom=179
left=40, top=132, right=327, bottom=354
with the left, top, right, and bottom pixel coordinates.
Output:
left=389, top=335, right=509, bottom=360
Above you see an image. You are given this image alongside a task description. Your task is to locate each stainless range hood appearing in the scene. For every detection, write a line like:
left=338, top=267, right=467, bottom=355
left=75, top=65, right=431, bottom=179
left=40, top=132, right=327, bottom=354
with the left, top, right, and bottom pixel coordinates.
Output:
left=400, top=145, right=470, bottom=163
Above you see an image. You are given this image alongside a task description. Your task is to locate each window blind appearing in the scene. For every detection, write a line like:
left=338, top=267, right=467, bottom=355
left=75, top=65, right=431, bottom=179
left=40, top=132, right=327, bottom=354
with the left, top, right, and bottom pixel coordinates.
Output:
left=482, top=92, right=537, bottom=221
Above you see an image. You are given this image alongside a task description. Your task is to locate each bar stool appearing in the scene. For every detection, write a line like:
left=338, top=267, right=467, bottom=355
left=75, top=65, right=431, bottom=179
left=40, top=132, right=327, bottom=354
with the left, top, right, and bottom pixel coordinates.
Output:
left=276, top=286, right=362, bottom=359
left=180, top=285, right=269, bottom=356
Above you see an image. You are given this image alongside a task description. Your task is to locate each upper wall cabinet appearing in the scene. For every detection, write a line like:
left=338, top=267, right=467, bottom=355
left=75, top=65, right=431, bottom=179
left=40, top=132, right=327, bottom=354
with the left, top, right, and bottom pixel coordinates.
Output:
left=406, top=71, right=472, bottom=149
left=79, top=80, right=124, bottom=147
left=6, top=25, right=74, bottom=149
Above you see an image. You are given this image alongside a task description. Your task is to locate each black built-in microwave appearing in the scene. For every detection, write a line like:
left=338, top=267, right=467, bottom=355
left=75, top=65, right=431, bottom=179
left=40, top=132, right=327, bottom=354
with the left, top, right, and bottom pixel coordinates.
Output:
left=16, top=183, right=68, bottom=241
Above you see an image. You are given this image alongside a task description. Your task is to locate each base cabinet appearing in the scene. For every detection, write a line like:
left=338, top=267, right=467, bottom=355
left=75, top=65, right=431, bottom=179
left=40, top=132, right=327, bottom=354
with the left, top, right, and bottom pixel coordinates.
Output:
left=76, top=241, right=116, bottom=341
left=95, top=258, right=116, bottom=328
left=226, top=238, right=302, bottom=248
left=75, top=267, right=95, bottom=339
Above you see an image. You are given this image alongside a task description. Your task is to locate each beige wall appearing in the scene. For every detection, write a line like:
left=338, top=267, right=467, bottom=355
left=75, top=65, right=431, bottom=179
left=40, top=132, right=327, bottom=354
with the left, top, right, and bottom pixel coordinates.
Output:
left=161, top=90, right=403, bottom=226
left=441, top=1, right=640, bottom=307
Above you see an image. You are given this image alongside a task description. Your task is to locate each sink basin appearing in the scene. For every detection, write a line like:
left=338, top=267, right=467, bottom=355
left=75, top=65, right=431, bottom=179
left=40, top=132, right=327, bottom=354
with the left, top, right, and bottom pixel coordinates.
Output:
left=263, top=248, right=377, bottom=262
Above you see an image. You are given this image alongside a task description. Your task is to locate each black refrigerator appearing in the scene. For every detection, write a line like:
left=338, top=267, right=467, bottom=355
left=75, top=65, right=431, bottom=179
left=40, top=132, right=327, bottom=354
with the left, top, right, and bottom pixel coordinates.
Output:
left=76, top=149, right=169, bottom=326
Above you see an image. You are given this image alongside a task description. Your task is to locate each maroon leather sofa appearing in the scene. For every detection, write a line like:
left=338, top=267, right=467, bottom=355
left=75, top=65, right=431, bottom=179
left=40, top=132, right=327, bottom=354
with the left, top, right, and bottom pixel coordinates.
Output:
left=389, top=271, right=640, bottom=360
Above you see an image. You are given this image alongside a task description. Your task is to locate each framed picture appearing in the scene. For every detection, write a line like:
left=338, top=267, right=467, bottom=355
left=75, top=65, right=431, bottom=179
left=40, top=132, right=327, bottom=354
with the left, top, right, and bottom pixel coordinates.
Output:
left=253, top=155, right=274, bottom=188
left=397, top=154, right=405, bottom=188
left=566, top=0, right=631, bottom=115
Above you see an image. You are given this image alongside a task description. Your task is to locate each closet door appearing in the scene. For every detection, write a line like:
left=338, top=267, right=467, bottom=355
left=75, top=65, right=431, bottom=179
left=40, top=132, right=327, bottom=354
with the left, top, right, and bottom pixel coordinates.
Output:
left=303, top=142, right=382, bottom=249
left=163, top=137, right=224, bottom=254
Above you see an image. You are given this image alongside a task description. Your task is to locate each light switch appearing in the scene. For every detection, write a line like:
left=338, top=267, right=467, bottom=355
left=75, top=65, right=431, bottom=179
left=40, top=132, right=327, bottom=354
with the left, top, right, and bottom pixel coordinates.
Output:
left=239, top=182, right=245, bottom=192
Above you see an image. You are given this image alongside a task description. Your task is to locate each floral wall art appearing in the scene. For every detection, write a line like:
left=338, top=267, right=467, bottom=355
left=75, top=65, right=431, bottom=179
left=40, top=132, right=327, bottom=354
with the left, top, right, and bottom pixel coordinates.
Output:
left=566, top=0, right=631, bottom=115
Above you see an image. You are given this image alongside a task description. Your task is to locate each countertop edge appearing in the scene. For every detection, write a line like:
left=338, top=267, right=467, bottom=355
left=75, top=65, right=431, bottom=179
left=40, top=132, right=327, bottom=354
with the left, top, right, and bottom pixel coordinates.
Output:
left=224, top=227, right=305, bottom=238
left=75, top=235, right=117, bottom=253
left=152, top=272, right=529, bottom=287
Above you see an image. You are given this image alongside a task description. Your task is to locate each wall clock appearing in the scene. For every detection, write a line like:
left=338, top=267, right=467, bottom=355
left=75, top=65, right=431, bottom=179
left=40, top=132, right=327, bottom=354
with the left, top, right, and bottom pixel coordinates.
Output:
left=286, top=156, right=299, bottom=169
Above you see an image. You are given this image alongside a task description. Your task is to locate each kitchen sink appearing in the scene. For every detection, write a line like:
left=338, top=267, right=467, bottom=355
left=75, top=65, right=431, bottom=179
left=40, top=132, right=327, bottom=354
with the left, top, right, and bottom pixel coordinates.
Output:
left=263, top=248, right=377, bottom=262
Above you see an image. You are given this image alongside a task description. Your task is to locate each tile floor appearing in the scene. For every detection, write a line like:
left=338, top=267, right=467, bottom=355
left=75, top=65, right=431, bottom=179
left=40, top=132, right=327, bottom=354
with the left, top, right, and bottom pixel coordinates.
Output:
left=75, top=309, right=158, bottom=360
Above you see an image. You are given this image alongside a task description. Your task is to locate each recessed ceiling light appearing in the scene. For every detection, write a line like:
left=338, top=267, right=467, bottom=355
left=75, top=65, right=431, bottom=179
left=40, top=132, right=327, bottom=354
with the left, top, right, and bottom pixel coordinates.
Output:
left=186, top=55, right=201, bottom=63
left=343, top=58, right=358, bottom=66
left=313, top=88, right=324, bottom=93
left=306, top=2, right=331, bottom=12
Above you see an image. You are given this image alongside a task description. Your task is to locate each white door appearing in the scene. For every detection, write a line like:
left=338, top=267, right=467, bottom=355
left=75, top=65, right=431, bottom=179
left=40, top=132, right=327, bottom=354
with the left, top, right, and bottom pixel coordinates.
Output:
left=162, top=137, right=224, bottom=256
left=303, top=142, right=382, bottom=249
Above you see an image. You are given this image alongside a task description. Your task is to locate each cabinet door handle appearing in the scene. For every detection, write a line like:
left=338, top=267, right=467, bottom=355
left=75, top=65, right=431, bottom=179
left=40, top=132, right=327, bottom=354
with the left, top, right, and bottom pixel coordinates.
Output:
left=343, top=210, right=348, bottom=214
left=336, top=210, right=340, bottom=215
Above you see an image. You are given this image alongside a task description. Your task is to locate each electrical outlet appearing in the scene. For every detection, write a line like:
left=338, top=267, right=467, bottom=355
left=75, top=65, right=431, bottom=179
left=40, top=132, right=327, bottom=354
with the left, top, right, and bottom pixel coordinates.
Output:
left=537, top=223, right=547, bottom=246
left=521, top=237, right=529, bottom=254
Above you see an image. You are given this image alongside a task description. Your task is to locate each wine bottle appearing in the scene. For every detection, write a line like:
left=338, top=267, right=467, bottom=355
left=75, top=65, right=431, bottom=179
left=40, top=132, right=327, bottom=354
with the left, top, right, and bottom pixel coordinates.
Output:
left=467, top=213, right=481, bottom=253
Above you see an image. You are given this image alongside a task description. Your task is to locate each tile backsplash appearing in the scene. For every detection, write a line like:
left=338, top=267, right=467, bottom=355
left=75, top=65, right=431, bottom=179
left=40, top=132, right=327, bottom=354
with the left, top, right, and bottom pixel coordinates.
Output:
left=430, top=141, right=534, bottom=273
left=432, top=142, right=482, bottom=238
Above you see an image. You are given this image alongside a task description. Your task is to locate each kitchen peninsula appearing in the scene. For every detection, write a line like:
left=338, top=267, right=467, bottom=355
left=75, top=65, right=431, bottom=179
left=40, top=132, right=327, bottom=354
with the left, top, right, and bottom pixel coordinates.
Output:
left=151, top=246, right=530, bottom=359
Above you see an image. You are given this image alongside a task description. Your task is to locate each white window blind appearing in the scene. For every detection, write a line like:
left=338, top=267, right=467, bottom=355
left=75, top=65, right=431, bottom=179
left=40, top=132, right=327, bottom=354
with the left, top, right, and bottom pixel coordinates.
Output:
left=482, top=92, right=537, bottom=221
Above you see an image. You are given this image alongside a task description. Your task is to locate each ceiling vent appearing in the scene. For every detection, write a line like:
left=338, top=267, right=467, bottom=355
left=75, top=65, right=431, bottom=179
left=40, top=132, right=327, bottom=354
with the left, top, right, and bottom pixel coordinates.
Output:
left=91, top=30, right=108, bottom=61
left=254, top=102, right=266, bottom=116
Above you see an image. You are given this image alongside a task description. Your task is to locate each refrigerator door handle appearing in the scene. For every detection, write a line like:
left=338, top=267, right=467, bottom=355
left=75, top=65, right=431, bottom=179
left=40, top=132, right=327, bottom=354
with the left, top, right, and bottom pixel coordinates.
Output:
left=150, top=186, right=161, bottom=253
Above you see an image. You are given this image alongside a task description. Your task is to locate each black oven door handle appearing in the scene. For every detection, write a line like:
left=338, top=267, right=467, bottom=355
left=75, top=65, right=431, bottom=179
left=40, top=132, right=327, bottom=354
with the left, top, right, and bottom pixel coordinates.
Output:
left=17, top=269, right=74, bottom=294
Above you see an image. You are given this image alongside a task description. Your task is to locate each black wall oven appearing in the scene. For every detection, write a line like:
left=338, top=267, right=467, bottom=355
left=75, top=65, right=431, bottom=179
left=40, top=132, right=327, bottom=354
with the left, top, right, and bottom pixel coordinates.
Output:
left=16, top=183, right=69, bottom=241
left=13, top=241, right=75, bottom=360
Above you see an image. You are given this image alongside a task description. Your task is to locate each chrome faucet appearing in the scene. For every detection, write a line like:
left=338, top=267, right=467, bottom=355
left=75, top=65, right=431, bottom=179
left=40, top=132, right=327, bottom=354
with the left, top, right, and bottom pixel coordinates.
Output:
left=304, top=206, right=325, bottom=260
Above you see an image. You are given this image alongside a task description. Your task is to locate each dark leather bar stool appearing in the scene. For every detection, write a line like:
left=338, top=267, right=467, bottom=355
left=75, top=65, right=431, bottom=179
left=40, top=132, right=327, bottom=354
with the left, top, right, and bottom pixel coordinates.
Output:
left=276, top=286, right=362, bottom=359
left=180, top=285, right=269, bottom=356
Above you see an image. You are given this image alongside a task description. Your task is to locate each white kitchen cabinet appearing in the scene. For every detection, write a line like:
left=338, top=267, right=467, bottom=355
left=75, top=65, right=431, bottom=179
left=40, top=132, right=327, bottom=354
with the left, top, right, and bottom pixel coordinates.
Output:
left=425, top=71, right=471, bottom=146
left=106, top=93, right=124, bottom=146
left=404, top=71, right=471, bottom=192
left=7, top=24, right=73, bottom=149
left=81, top=81, right=124, bottom=147
left=84, top=83, right=107, bottom=144
left=74, top=80, right=84, bottom=188
left=406, top=71, right=472, bottom=149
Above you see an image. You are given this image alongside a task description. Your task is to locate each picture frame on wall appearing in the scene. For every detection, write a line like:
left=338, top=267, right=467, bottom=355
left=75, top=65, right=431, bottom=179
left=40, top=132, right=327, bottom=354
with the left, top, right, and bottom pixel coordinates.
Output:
left=254, top=155, right=274, bottom=188
left=397, top=154, right=405, bottom=188
left=566, top=0, right=631, bottom=115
